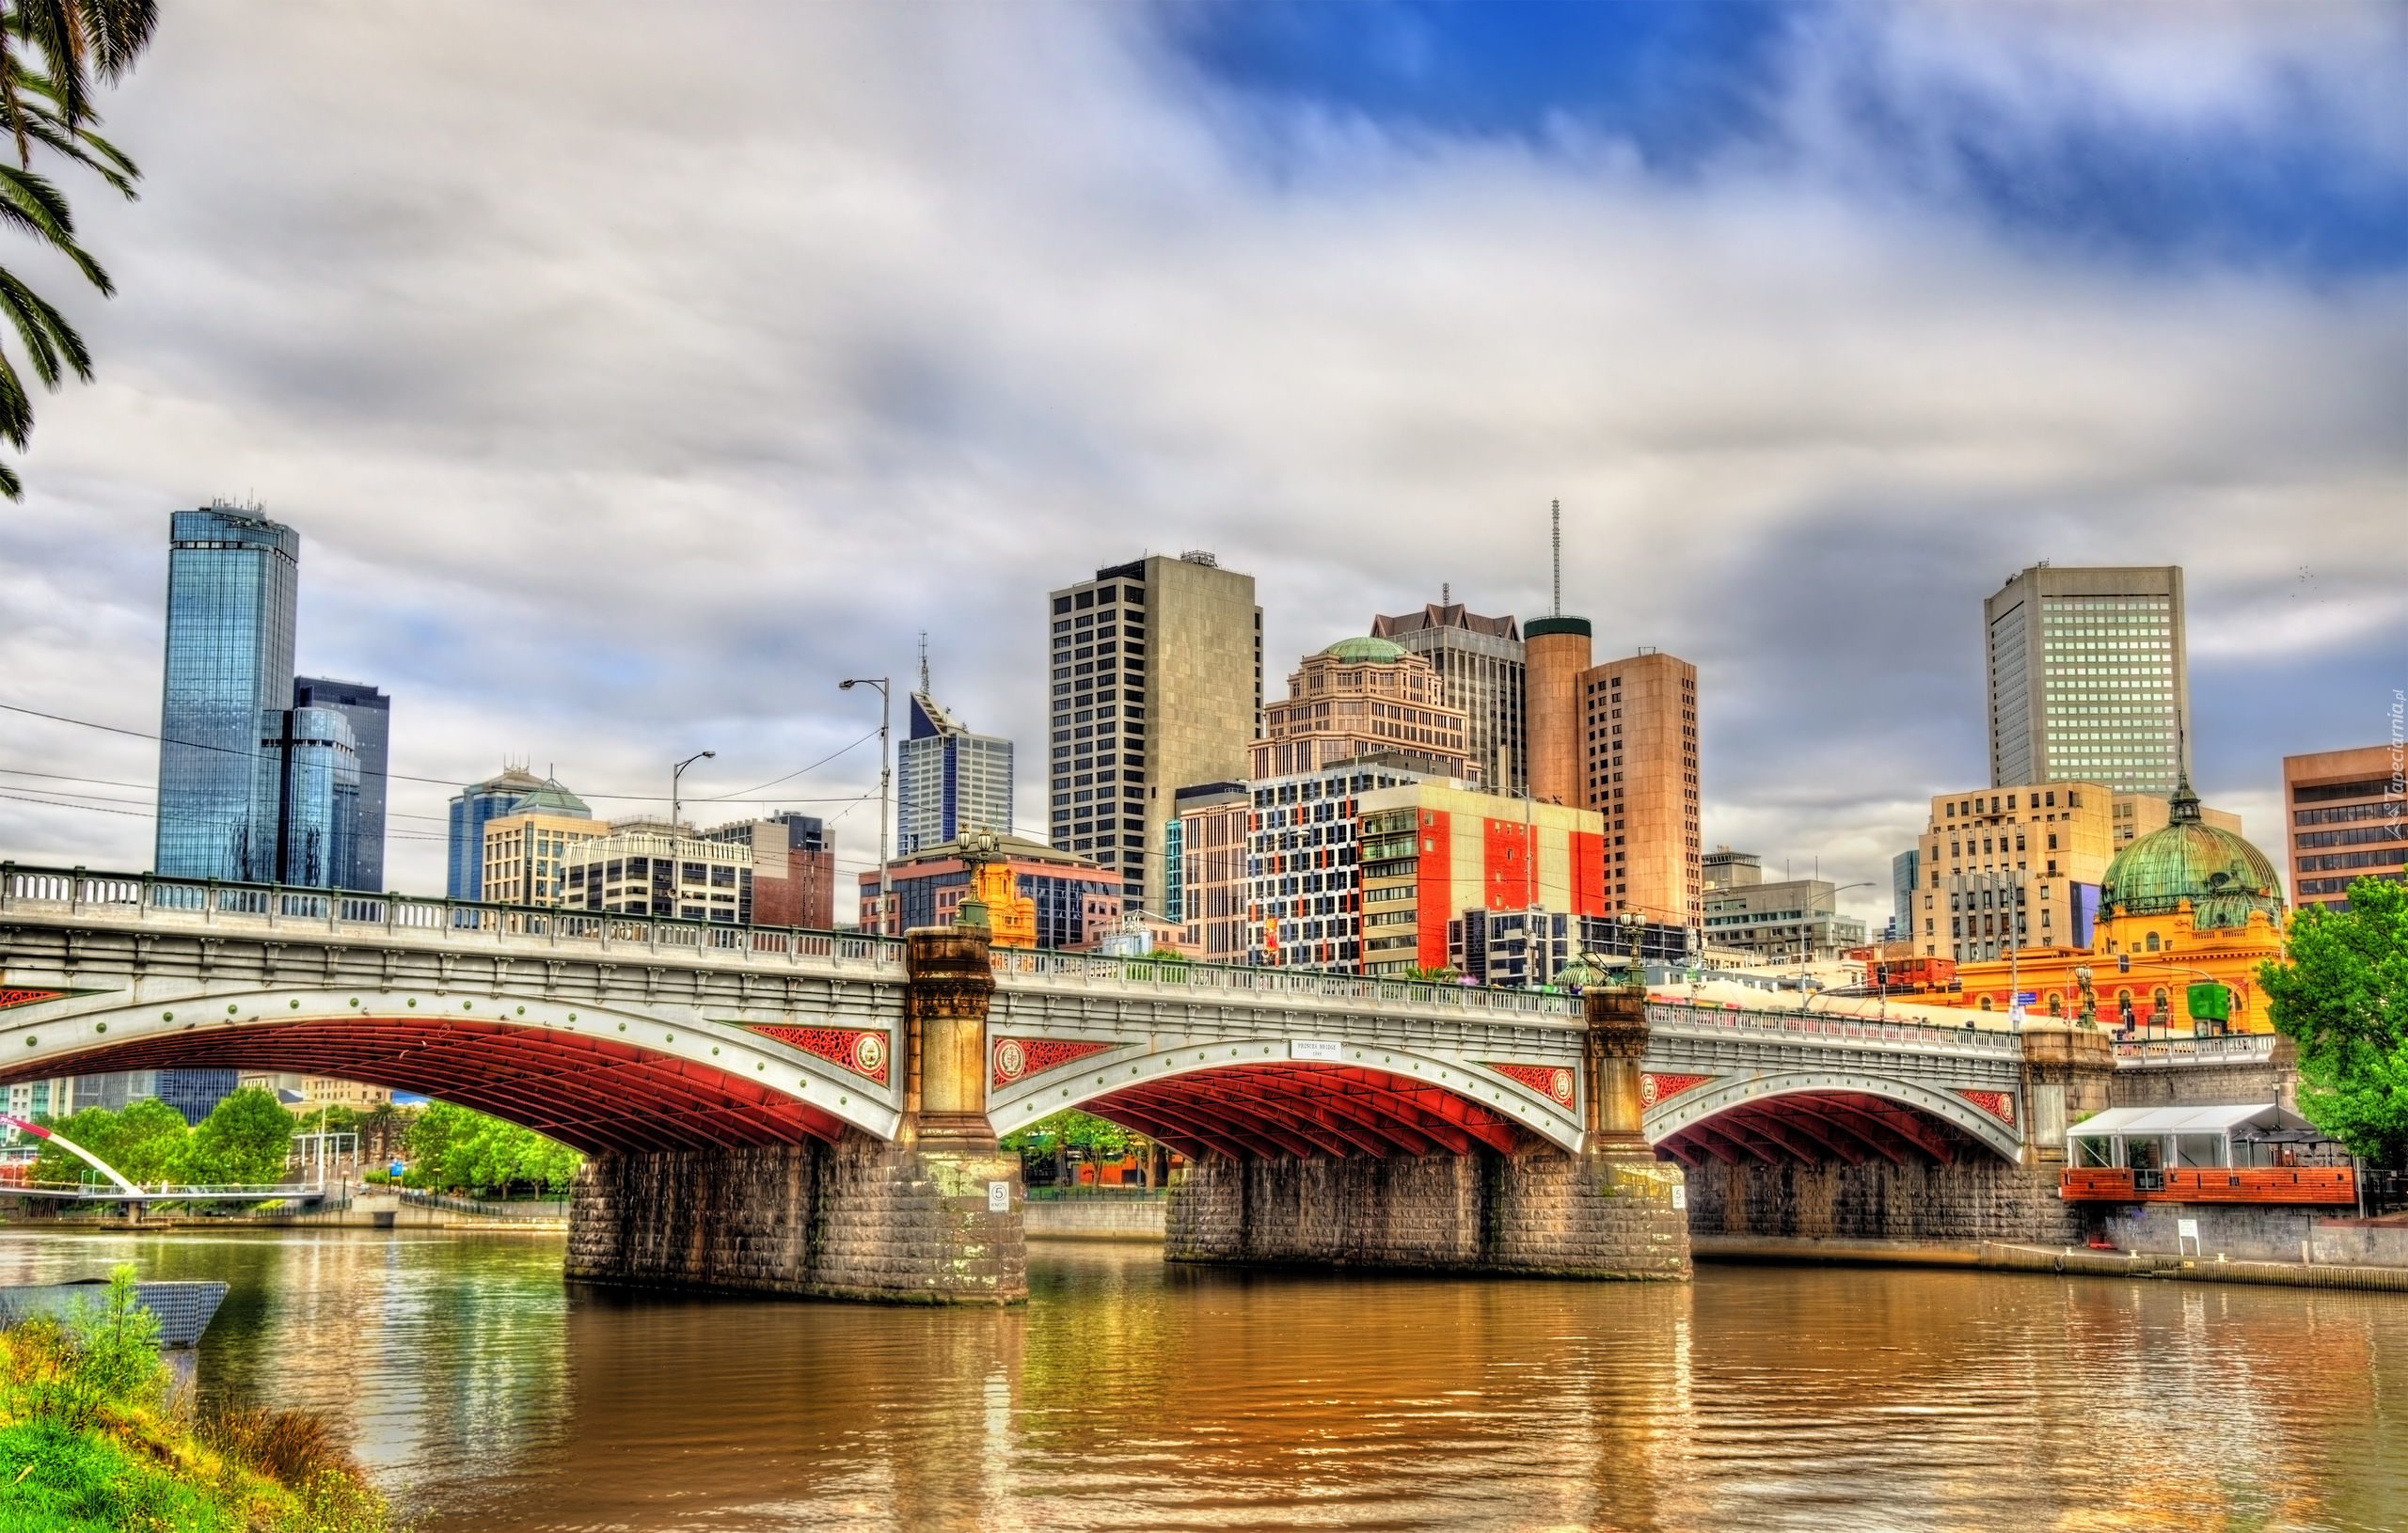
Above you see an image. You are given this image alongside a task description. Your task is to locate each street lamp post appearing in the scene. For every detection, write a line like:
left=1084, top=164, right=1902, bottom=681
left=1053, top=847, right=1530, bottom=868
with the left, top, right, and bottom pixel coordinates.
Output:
left=670, top=749, right=716, bottom=830
left=840, top=677, right=892, bottom=937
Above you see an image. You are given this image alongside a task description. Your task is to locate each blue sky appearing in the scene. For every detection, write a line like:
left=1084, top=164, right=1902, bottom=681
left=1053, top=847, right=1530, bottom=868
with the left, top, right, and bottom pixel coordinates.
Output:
left=0, top=2, right=2400, bottom=925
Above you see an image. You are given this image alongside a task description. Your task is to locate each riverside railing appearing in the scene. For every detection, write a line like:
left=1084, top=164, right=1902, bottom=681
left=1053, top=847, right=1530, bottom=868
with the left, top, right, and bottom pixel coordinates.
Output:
left=0, top=861, right=906, bottom=969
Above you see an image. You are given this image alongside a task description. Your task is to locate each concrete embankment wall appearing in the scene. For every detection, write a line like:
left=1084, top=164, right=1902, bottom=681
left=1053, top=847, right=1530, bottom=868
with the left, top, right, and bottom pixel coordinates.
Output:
left=1024, top=1197, right=1165, bottom=1241
left=1682, top=1155, right=2083, bottom=1248
left=1166, top=1149, right=1688, bottom=1280
left=566, top=1129, right=1024, bottom=1304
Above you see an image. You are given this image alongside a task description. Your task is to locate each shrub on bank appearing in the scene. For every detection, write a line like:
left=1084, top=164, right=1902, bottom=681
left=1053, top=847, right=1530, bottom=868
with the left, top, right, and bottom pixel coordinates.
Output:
left=0, top=1267, right=404, bottom=1532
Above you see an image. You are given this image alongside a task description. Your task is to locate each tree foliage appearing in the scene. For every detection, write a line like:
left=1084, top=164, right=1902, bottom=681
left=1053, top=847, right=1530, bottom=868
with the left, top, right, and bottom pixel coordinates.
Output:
left=400, top=1102, right=580, bottom=1197
left=2262, top=876, right=2408, bottom=1165
left=30, top=1098, right=183, bottom=1186
left=176, top=1087, right=293, bottom=1186
left=0, top=0, right=156, bottom=498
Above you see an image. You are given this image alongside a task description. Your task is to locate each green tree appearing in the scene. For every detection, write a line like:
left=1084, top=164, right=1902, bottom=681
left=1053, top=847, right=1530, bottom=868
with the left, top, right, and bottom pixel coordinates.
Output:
left=2261, top=876, right=2408, bottom=1165
left=175, top=1086, right=294, bottom=1185
left=31, top=1098, right=184, bottom=1187
left=402, top=1101, right=579, bottom=1197
left=0, top=0, right=157, bottom=498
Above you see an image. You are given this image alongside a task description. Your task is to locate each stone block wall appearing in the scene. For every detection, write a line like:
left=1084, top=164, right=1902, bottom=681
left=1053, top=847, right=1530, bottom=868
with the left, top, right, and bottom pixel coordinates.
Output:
left=2108, top=1052, right=2298, bottom=1112
left=1164, top=1149, right=1688, bottom=1280
left=566, top=1128, right=1025, bottom=1304
left=1683, top=1154, right=2082, bottom=1246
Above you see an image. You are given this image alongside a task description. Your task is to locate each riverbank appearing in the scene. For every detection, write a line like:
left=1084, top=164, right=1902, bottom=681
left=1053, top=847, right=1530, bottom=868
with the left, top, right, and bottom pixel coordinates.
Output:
left=1689, top=1232, right=2408, bottom=1293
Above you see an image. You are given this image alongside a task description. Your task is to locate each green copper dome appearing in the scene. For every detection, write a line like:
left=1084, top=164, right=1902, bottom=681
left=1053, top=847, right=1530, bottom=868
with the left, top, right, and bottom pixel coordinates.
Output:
left=2098, top=779, right=2285, bottom=930
left=1323, top=636, right=1409, bottom=664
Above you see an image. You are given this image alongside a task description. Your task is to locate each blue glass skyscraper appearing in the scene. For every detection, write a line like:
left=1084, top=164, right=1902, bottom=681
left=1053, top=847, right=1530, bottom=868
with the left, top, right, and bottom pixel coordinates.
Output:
left=263, top=704, right=361, bottom=888
left=156, top=506, right=299, bottom=881
left=294, top=677, right=389, bottom=890
left=896, top=692, right=1014, bottom=854
left=447, top=765, right=548, bottom=898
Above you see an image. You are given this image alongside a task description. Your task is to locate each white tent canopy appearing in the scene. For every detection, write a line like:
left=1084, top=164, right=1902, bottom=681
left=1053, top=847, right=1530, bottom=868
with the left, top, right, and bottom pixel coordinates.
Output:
left=2069, top=1104, right=2309, bottom=1139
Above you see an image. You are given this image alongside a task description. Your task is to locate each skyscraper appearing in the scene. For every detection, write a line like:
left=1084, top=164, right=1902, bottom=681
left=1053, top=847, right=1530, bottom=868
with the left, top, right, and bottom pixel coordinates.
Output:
left=447, top=765, right=548, bottom=899
left=896, top=692, right=1014, bottom=854
left=1576, top=649, right=1702, bottom=925
left=1985, top=564, right=2188, bottom=796
left=1253, top=638, right=1473, bottom=782
left=1370, top=601, right=1525, bottom=795
left=293, top=677, right=389, bottom=890
left=1047, top=553, right=1260, bottom=911
left=261, top=703, right=360, bottom=889
left=155, top=504, right=300, bottom=881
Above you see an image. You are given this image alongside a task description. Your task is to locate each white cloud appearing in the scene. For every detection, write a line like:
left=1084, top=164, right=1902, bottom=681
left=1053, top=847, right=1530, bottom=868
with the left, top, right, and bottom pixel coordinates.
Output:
left=0, top=2, right=2399, bottom=924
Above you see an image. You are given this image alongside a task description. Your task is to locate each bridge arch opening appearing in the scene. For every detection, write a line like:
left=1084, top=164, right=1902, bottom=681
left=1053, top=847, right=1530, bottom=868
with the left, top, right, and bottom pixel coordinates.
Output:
left=1048, top=1062, right=1541, bottom=1162
left=1649, top=1080, right=2020, bottom=1168
left=0, top=1014, right=859, bottom=1155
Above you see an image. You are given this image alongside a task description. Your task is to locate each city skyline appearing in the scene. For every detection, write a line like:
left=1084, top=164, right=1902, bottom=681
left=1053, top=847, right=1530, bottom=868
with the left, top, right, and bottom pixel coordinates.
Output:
left=0, top=7, right=2400, bottom=932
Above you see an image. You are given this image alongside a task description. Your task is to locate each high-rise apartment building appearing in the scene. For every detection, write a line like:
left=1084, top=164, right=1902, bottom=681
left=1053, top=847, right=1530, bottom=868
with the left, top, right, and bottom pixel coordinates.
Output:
left=155, top=505, right=301, bottom=882
left=2282, top=745, right=2405, bottom=913
left=1577, top=650, right=1702, bottom=925
left=558, top=820, right=752, bottom=922
left=1354, top=778, right=1608, bottom=976
left=293, top=677, right=390, bottom=891
left=1167, top=782, right=1249, bottom=960
left=1046, top=553, right=1260, bottom=912
left=703, top=812, right=838, bottom=928
left=1986, top=564, right=2188, bottom=795
left=1370, top=601, right=1525, bottom=795
left=897, top=692, right=1013, bottom=854
left=447, top=765, right=549, bottom=899
left=480, top=781, right=600, bottom=907
left=1252, top=638, right=1474, bottom=782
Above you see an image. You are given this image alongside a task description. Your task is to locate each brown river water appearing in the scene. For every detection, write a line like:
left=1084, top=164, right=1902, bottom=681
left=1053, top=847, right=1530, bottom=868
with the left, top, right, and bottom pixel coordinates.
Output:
left=1, top=1228, right=2402, bottom=1532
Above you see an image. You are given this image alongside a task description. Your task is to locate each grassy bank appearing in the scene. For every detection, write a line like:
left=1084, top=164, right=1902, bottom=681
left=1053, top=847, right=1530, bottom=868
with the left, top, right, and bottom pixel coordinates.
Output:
left=0, top=1268, right=402, bottom=1532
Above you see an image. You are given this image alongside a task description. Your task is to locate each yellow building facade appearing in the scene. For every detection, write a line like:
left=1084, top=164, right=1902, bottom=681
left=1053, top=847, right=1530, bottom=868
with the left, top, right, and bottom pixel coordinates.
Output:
left=1943, top=781, right=2286, bottom=1032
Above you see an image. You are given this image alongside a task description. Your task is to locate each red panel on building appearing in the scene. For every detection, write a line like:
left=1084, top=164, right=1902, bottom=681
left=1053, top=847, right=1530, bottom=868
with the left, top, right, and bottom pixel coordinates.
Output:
left=1569, top=830, right=1608, bottom=918
left=1482, top=817, right=1537, bottom=911
left=1418, top=809, right=1451, bottom=970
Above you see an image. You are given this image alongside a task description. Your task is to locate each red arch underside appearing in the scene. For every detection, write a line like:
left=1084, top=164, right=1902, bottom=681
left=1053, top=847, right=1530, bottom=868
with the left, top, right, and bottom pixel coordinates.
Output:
left=1081, top=1063, right=1530, bottom=1162
left=0, top=1019, right=849, bottom=1155
left=1655, top=1090, right=1994, bottom=1169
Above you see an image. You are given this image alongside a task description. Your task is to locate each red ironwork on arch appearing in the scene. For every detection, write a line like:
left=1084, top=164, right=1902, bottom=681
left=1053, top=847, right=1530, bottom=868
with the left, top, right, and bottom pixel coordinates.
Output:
left=1080, top=1063, right=1529, bottom=1162
left=1654, top=1090, right=1992, bottom=1169
left=0, top=1018, right=849, bottom=1155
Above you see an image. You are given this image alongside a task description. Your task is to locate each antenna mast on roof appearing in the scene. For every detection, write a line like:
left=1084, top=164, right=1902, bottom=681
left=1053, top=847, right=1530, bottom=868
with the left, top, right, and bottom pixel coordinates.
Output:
left=1550, top=499, right=1561, bottom=617
left=917, top=631, right=930, bottom=696
left=1442, top=581, right=1450, bottom=607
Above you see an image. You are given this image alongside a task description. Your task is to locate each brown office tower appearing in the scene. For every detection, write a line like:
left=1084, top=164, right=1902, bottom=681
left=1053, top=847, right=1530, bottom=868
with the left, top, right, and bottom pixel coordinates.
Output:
left=2282, top=745, right=2405, bottom=915
left=1577, top=650, right=1701, bottom=925
left=1047, top=553, right=1261, bottom=915
left=1524, top=616, right=1592, bottom=807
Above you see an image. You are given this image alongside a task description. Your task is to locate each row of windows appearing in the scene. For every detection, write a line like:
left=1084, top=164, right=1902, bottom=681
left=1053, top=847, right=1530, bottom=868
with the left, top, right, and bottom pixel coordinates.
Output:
left=2293, top=800, right=2403, bottom=826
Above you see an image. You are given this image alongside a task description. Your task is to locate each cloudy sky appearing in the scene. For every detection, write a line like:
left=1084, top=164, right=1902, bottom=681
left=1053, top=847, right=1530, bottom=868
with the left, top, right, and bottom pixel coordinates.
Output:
left=0, top=1, right=2401, bottom=925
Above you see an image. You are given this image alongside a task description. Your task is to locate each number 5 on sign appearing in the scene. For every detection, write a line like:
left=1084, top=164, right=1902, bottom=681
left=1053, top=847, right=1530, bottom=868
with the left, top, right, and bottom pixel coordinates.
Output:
left=988, top=1181, right=1010, bottom=1213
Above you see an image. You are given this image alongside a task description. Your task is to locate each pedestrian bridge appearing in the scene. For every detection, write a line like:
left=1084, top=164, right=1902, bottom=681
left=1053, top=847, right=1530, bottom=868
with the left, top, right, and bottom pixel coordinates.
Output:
left=0, top=865, right=2029, bottom=1166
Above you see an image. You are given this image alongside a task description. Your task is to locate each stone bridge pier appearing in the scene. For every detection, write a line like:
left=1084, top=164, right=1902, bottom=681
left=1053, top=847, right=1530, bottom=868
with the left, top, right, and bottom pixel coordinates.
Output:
left=565, top=928, right=1026, bottom=1304
left=1164, top=985, right=1691, bottom=1281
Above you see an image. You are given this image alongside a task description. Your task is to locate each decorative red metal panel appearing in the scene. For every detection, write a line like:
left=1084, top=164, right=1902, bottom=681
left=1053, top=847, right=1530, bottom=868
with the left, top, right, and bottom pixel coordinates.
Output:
left=992, top=1037, right=1117, bottom=1087
left=0, top=990, right=61, bottom=1012
left=1956, top=1089, right=2016, bottom=1125
left=748, top=1025, right=890, bottom=1084
left=1640, top=1072, right=1714, bottom=1109
left=1485, top=1063, right=1575, bottom=1105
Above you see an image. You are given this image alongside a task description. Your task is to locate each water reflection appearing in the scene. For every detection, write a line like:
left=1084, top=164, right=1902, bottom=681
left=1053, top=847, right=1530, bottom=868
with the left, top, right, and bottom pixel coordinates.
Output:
left=1, top=1229, right=2401, bottom=1531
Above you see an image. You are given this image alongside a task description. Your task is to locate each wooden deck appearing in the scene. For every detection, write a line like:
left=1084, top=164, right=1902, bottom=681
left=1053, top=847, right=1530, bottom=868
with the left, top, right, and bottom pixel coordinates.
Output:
left=2061, top=1167, right=2358, bottom=1205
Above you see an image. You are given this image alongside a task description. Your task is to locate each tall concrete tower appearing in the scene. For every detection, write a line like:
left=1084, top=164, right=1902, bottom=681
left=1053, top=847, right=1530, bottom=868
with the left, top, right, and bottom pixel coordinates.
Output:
left=1524, top=616, right=1592, bottom=806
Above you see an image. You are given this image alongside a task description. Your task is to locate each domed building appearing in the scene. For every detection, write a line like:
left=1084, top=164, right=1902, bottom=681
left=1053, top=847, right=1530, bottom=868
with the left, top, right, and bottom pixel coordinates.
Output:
left=1944, top=778, right=2287, bottom=1032
left=1252, top=636, right=1477, bottom=782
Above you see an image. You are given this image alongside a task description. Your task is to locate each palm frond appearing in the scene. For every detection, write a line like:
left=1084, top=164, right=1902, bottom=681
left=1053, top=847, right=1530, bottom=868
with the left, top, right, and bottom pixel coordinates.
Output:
left=0, top=164, right=107, bottom=292
left=0, top=262, right=89, bottom=387
left=0, top=333, right=37, bottom=447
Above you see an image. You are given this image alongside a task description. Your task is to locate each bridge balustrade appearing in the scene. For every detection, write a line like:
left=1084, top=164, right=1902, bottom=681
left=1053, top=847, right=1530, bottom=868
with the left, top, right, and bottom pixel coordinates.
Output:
left=0, top=861, right=906, bottom=969
left=988, top=948, right=1585, bottom=1018
left=2113, top=1034, right=2277, bottom=1066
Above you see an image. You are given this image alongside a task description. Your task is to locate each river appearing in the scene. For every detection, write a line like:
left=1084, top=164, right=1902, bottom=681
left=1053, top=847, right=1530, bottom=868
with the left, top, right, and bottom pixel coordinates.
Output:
left=1, top=1228, right=2402, bottom=1531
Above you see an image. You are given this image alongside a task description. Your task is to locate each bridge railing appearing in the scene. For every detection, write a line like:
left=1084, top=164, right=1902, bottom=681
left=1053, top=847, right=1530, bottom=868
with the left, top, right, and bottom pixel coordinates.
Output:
left=989, top=949, right=1584, bottom=1018
left=1645, top=1002, right=2020, bottom=1054
left=2113, top=1033, right=2278, bottom=1066
left=0, top=861, right=907, bottom=969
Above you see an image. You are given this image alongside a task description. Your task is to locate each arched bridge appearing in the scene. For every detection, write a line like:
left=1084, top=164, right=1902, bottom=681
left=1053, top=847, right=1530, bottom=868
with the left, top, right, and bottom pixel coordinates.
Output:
left=0, top=866, right=2030, bottom=1168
